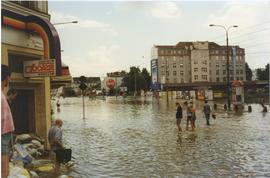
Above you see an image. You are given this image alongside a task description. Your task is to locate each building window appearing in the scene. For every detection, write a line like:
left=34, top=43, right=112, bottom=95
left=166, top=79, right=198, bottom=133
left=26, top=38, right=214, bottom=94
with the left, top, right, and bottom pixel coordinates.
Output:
left=240, top=77, right=243, bottom=80
left=216, top=77, right=220, bottom=82
left=216, top=70, right=219, bottom=75
left=194, top=68, right=198, bottom=72
left=167, top=71, right=169, bottom=76
left=174, top=78, right=177, bottom=83
left=223, top=70, right=226, bottom=75
left=230, top=77, right=233, bottom=81
left=223, top=77, right=226, bottom=82
left=180, top=71, right=184, bottom=76
left=194, top=61, right=198, bottom=65
left=195, top=75, right=198, bottom=80
left=209, top=70, right=212, bottom=75
left=202, top=60, right=207, bottom=65
left=173, top=71, right=177, bottom=76
left=202, top=75, right=208, bottom=80
left=236, top=70, right=239, bottom=74
left=202, top=67, right=207, bottom=72
left=180, top=63, right=183, bottom=67
left=240, top=70, right=243, bottom=74
left=161, top=64, right=165, bottom=68
left=173, top=63, right=176, bottom=68
left=216, top=64, right=219, bottom=67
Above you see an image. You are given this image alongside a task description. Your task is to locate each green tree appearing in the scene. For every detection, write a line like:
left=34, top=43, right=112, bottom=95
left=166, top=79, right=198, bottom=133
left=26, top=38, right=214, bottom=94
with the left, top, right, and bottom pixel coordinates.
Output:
left=256, top=63, right=269, bottom=80
left=245, top=62, right=253, bottom=81
left=122, top=66, right=151, bottom=93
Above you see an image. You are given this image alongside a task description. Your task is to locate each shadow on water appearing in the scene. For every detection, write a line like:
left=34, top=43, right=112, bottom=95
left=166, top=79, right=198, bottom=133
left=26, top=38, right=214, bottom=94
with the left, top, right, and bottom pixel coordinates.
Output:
left=51, top=97, right=270, bottom=177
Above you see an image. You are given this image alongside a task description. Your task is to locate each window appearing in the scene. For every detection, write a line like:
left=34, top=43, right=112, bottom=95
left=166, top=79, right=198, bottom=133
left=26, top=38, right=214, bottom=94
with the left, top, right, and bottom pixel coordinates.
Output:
left=194, top=75, right=198, bottom=80
left=173, top=71, right=177, bottom=76
left=161, top=64, right=165, bottom=68
left=240, top=70, right=243, bottom=74
left=202, top=75, right=208, bottom=80
left=240, top=77, right=243, bottom=80
left=194, top=61, right=198, bottom=65
left=180, top=63, right=183, bottom=67
left=173, top=63, right=176, bottom=68
left=194, top=68, right=198, bottom=72
left=180, top=71, right=184, bottom=76
left=216, top=70, right=219, bottom=75
left=202, top=60, right=207, bottom=65
left=216, top=77, right=220, bottom=82
left=174, top=78, right=177, bottom=83
left=167, top=71, right=169, bottom=76
left=236, top=70, right=239, bottom=74
left=223, top=70, right=226, bottom=75
left=209, top=70, right=212, bottom=75
left=223, top=77, right=226, bottom=82
left=202, top=67, right=207, bottom=72
left=216, top=64, right=219, bottom=67
left=230, top=77, right=233, bottom=81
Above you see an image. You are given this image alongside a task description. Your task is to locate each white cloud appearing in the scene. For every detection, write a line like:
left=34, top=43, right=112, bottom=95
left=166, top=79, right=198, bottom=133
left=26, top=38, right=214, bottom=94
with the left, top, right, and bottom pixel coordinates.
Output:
left=49, top=11, right=117, bottom=35
left=63, top=45, right=122, bottom=77
left=149, top=2, right=181, bottom=19
left=206, top=2, right=270, bottom=69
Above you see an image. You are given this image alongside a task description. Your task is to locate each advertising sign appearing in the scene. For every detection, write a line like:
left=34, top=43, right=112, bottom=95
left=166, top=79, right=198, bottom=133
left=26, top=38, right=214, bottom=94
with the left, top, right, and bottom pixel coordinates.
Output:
left=106, top=78, right=116, bottom=89
left=24, top=59, right=55, bottom=77
left=151, top=59, right=158, bottom=83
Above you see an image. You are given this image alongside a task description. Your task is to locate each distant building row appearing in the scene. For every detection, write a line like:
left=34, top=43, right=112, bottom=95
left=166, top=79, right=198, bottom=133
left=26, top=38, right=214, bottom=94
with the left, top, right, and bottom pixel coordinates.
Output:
left=151, top=41, right=246, bottom=89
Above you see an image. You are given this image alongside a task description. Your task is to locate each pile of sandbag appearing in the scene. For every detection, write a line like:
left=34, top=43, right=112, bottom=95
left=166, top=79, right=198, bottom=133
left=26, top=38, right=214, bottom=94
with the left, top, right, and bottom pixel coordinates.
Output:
left=14, top=134, right=45, bottom=159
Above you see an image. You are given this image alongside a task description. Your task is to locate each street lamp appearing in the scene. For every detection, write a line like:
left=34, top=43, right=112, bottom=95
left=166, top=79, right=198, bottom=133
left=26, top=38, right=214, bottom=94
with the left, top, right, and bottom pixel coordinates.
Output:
left=53, top=20, right=78, bottom=25
left=209, top=24, right=238, bottom=110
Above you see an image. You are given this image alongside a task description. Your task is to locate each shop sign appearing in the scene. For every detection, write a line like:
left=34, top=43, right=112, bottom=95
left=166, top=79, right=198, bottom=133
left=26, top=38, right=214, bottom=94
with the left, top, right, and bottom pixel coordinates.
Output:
left=24, top=59, right=56, bottom=77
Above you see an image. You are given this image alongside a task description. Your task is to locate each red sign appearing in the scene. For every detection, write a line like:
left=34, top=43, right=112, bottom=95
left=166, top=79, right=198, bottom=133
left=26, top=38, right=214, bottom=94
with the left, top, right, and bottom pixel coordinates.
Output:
left=24, top=59, right=56, bottom=77
left=106, top=79, right=115, bottom=88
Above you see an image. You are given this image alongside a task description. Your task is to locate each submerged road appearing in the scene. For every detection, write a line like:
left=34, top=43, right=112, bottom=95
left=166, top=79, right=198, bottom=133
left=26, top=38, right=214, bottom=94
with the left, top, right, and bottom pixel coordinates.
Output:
left=51, top=96, right=270, bottom=177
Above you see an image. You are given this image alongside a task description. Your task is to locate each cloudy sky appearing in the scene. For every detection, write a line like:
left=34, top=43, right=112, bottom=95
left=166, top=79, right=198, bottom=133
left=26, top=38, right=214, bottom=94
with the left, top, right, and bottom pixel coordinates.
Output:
left=48, top=1, right=270, bottom=77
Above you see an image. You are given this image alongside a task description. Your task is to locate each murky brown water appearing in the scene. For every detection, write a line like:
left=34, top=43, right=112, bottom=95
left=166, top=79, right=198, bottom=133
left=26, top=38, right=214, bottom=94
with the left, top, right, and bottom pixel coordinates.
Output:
left=52, top=96, right=270, bottom=178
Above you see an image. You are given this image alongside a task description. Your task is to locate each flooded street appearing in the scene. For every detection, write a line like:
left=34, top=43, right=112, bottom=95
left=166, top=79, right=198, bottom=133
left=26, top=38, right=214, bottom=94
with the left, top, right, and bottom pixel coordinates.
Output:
left=52, top=97, right=270, bottom=178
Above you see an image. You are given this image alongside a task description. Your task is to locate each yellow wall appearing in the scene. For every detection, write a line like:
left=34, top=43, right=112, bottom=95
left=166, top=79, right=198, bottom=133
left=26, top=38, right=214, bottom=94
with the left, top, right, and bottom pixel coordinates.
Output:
left=2, top=43, right=51, bottom=149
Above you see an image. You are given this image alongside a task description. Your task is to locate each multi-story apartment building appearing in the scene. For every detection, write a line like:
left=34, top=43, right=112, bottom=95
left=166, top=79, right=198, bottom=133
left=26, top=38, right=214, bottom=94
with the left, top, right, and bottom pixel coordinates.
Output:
left=151, top=41, right=245, bottom=89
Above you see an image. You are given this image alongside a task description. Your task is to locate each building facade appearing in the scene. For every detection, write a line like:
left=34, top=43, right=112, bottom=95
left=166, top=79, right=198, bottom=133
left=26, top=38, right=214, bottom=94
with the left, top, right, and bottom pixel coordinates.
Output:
left=151, top=41, right=246, bottom=89
left=1, top=1, right=68, bottom=148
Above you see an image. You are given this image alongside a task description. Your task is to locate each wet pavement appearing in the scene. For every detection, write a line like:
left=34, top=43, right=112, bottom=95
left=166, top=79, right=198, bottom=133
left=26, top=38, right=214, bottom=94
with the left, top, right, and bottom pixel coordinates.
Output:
left=52, top=96, right=270, bottom=178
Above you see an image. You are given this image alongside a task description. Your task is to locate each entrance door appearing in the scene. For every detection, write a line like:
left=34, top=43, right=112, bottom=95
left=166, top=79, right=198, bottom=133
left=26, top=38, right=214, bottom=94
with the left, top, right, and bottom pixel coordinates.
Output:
left=10, top=89, right=35, bottom=134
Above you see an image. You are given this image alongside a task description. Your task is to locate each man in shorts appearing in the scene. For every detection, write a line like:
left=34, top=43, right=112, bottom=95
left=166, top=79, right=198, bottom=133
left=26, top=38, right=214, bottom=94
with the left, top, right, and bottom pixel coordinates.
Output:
left=1, top=64, right=15, bottom=178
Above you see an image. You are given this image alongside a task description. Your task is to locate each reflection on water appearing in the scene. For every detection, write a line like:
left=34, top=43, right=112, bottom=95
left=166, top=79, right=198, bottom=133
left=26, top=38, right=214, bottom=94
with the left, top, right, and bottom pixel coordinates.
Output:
left=52, top=97, right=270, bottom=178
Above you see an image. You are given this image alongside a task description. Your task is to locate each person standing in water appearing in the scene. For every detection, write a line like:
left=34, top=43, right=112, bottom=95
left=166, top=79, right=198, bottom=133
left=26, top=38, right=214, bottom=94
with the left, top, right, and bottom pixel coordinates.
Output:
left=175, top=102, right=183, bottom=132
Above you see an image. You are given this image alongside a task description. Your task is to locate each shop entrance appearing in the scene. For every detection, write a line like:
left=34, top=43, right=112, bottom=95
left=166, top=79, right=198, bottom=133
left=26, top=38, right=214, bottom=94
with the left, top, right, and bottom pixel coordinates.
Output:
left=10, top=89, right=35, bottom=134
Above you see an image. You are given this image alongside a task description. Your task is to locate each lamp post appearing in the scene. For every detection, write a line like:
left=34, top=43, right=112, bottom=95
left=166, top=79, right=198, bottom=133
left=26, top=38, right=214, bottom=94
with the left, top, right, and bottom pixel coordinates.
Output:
left=53, top=20, right=78, bottom=25
left=209, top=24, right=238, bottom=111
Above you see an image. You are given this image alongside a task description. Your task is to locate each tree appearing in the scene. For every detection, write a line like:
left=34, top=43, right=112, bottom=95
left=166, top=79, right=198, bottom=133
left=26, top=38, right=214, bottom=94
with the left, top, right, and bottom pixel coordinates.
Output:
left=122, top=66, right=151, bottom=93
left=256, top=63, right=269, bottom=80
left=245, top=62, right=253, bottom=81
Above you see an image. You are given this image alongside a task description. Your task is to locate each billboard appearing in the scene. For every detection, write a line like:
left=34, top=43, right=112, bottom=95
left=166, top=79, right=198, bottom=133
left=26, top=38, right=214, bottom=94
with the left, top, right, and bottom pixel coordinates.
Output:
left=24, top=59, right=55, bottom=77
left=151, top=59, right=160, bottom=90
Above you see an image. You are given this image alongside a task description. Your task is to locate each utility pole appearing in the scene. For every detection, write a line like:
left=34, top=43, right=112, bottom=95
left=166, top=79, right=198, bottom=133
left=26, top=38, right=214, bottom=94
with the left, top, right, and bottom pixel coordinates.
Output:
left=165, top=58, right=169, bottom=102
left=210, top=24, right=238, bottom=111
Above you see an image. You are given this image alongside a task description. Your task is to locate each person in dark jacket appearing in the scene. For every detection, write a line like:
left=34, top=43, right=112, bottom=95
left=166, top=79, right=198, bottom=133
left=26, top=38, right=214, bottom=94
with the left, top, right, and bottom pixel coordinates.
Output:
left=203, top=100, right=211, bottom=125
left=175, top=102, right=183, bottom=132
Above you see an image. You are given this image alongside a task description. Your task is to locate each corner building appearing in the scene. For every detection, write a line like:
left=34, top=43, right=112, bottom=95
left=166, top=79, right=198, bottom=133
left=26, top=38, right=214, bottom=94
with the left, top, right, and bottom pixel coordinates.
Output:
left=151, top=41, right=246, bottom=88
left=1, top=1, right=67, bottom=148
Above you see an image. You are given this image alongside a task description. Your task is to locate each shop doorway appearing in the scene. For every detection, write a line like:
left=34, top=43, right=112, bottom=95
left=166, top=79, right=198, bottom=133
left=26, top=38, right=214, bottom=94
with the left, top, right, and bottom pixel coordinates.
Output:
left=10, top=89, right=35, bottom=134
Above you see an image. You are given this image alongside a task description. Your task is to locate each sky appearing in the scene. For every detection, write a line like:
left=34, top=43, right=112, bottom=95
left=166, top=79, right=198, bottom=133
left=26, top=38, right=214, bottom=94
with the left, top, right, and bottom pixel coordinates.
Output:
left=48, top=1, right=270, bottom=77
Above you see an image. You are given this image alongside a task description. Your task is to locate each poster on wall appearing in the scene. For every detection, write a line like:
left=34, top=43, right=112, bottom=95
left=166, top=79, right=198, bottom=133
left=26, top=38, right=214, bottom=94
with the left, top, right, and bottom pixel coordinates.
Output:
left=24, top=59, right=56, bottom=77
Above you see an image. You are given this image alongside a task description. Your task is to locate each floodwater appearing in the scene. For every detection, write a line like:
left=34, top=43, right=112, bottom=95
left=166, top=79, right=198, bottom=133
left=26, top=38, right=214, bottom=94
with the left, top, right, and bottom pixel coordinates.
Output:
left=52, top=96, right=270, bottom=178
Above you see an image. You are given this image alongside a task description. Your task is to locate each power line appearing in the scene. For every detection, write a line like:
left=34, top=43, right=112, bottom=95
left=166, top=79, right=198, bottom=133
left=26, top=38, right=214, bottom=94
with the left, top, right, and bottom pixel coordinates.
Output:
left=209, top=21, right=270, bottom=41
